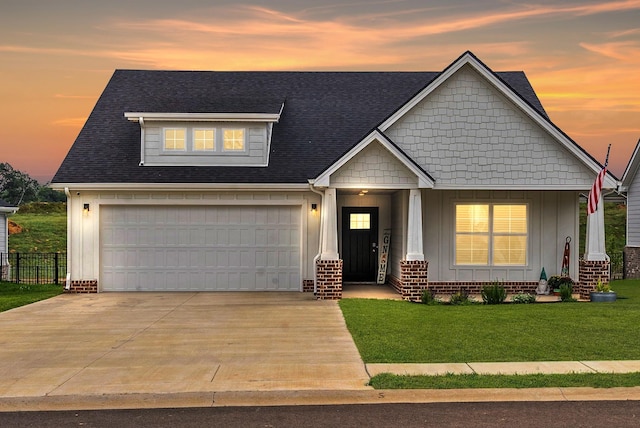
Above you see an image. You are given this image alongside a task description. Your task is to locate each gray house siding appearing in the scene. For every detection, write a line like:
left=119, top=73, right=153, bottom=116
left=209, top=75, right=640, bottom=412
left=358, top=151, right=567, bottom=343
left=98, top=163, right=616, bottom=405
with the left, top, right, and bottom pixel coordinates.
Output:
left=627, top=174, right=640, bottom=246
left=386, top=65, right=596, bottom=188
left=142, top=121, right=270, bottom=167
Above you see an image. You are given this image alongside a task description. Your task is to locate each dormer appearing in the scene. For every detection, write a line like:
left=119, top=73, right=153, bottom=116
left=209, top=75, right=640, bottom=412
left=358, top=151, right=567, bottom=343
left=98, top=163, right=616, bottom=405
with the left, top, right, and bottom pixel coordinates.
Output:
left=125, top=101, right=284, bottom=167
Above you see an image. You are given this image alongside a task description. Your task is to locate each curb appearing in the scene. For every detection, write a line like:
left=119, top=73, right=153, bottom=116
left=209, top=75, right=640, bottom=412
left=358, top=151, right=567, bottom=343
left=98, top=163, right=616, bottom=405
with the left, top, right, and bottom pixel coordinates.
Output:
left=2, top=387, right=640, bottom=412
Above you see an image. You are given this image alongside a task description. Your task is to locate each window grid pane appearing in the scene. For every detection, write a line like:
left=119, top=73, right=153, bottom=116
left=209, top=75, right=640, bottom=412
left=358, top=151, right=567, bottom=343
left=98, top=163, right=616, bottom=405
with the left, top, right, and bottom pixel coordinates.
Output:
left=194, top=129, right=215, bottom=151
left=455, top=203, right=527, bottom=266
left=223, top=129, right=245, bottom=151
left=350, top=213, right=370, bottom=230
left=164, top=129, right=185, bottom=151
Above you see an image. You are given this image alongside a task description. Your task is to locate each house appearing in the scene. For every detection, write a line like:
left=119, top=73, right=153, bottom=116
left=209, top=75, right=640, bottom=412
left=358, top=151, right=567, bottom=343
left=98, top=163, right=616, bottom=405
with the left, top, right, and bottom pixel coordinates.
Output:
left=0, top=198, right=18, bottom=280
left=620, top=138, right=640, bottom=278
left=51, top=51, right=617, bottom=299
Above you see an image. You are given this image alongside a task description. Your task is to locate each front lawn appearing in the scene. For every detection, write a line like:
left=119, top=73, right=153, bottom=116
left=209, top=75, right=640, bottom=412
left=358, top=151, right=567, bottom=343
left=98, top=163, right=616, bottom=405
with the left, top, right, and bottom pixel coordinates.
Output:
left=0, top=282, right=63, bottom=312
left=339, top=280, right=640, bottom=363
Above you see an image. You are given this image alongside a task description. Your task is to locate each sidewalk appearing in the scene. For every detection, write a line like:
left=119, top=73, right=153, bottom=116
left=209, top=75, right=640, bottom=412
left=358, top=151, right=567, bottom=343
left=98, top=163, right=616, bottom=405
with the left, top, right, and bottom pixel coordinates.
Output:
left=367, top=360, right=640, bottom=376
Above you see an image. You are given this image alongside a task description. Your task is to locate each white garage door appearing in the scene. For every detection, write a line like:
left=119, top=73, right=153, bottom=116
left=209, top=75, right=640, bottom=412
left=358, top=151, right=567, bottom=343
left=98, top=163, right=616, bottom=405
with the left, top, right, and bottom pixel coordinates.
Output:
left=100, top=205, right=301, bottom=291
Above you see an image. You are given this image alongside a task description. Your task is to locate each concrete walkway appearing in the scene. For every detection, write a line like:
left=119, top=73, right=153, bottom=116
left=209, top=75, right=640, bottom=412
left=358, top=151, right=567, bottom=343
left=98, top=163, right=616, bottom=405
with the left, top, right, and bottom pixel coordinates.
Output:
left=0, top=292, right=639, bottom=411
left=0, top=292, right=370, bottom=398
left=367, top=361, right=640, bottom=376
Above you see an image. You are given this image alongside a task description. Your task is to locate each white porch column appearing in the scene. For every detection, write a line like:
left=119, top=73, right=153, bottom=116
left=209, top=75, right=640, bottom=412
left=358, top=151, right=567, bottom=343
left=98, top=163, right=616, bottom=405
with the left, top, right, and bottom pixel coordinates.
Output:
left=406, top=188, right=424, bottom=261
left=584, top=197, right=608, bottom=261
left=320, top=188, right=339, bottom=260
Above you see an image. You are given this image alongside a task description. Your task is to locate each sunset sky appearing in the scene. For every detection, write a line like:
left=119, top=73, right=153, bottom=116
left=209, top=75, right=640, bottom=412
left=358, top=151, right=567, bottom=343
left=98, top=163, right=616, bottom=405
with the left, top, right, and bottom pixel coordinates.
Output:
left=1, top=0, right=639, bottom=182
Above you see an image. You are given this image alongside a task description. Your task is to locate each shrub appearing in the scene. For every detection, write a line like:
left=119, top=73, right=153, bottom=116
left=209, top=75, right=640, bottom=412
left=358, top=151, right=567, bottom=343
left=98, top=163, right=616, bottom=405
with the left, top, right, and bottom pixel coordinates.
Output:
left=420, top=288, right=441, bottom=305
left=512, top=293, right=536, bottom=304
left=449, top=288, right=474, bottom=305
left=595, top=280, right=613, bottom=293
left=560, top=283, right=577, bottom=302
left=481, top=281, right=507, bottom=305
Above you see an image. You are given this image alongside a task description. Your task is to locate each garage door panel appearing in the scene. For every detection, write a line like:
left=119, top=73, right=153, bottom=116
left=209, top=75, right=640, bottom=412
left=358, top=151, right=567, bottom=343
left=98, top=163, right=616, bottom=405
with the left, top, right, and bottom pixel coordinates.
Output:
left=101, top=205, right=301, bottom=292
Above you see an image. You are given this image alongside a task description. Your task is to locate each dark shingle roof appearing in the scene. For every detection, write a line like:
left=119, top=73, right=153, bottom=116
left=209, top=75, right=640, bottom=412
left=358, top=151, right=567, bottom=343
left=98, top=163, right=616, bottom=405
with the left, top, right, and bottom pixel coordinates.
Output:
left=52, top=69, right=547, bottom=184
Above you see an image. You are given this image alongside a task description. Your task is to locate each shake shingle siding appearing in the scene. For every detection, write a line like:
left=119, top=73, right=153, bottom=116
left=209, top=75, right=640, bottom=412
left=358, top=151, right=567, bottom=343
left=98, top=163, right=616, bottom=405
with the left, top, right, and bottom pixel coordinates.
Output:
left=52, top=69, right=547, bottom=184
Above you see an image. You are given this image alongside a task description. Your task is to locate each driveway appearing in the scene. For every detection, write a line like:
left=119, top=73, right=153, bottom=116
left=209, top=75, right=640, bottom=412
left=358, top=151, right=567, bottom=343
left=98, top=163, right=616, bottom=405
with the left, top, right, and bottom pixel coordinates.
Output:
left=0, top=292, right=370, bottom=398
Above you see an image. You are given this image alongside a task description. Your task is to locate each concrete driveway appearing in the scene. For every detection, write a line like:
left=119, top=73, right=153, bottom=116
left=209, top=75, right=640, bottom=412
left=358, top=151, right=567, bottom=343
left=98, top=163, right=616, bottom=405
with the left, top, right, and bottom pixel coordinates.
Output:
left=0, top=292, right=371, bottom=398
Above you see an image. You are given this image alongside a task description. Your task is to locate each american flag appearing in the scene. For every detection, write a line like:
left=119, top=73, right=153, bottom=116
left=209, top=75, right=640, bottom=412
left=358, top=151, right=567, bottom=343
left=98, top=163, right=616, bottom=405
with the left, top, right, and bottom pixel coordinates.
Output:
left=587, top=166, right=606, bottom=215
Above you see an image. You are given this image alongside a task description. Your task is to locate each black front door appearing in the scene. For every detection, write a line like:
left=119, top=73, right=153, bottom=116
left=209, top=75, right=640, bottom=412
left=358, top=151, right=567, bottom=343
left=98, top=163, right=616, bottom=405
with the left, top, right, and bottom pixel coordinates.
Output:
left=342, top=207, right=379, bottom=282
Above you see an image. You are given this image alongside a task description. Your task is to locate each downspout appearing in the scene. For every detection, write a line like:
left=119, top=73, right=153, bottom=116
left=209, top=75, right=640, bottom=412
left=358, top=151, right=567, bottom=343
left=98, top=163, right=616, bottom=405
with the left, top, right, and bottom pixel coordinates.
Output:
left=138, top=117, right=145, bottom=166
left=64, top=187, right=72, bottom=290
left=309, top=183, right=324, bottom=294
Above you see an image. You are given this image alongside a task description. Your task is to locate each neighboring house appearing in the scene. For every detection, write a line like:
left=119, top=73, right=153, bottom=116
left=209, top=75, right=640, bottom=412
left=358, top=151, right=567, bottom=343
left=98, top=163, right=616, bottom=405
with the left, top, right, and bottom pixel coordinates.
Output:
left=0, top=198, right=18, bottom=281
left=620, top=138, right=640, bottom=278
left=51, top=51, right=617, bottom=299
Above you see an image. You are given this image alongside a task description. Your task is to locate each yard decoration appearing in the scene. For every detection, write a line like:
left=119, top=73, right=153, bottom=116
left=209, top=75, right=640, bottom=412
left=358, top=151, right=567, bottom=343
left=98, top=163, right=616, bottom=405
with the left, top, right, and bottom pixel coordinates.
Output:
left=536, top=267, right=549, bottom=295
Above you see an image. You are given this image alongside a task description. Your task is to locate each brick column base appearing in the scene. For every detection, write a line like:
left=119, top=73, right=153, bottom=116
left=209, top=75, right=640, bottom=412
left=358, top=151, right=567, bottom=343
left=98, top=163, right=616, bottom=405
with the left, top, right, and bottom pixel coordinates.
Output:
left=316, top=260, right=343, bottom=300
left=64, top=280, right=98, bottom=293
left=400, top=260, right=428, bottom=302
left=579, top=259, right=610, bottom=300
left=302, top=279, right=314, bottom=292
left=623, top=246, right=640, bottom=279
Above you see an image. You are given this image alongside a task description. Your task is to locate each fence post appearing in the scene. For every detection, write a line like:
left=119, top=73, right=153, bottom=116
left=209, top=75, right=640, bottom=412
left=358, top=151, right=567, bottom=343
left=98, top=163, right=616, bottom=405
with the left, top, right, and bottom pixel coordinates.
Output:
left=15, top=253, right=20, bottom=283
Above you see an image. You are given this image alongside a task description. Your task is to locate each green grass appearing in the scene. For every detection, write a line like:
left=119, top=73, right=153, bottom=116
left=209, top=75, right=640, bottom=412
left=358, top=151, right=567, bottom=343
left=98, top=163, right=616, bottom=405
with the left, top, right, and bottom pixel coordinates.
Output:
left=339, top=280, right=640, bottom=363
left=8, top=209, right=66, bottom=253
left=369, top=372, right=640, bottom=389
left=0, top=281, right=63, bottom=312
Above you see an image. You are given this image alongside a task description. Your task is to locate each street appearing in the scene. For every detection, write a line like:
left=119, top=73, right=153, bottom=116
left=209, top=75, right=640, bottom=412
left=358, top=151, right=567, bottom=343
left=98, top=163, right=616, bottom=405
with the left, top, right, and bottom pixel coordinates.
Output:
left=1, top=401, right=638, bottom=427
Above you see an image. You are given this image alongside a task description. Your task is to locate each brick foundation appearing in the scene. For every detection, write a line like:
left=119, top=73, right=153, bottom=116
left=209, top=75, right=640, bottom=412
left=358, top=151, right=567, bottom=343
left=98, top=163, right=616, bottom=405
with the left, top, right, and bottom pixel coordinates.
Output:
left=399, top=260, right=429, bottom=302
left=624, top=246, right=640, bottom=279
left=579, top=259, right=610, bottom=300
left=428, top=281, right=539, bottom=295
left=315, top=260, right=343, bottom=300
left=64, top=279, right=98, bottom=294
left=302, top=279, right=314, bottom=293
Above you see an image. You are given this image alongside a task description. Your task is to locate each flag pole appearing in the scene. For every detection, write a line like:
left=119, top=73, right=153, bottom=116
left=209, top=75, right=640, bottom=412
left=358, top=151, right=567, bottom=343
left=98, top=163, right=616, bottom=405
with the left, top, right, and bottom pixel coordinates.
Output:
left=604, top=144, right=611, bottom=168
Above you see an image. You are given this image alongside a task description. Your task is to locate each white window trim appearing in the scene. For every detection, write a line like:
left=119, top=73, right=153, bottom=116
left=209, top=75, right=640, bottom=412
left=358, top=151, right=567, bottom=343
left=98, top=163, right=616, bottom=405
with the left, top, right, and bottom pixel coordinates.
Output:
left=222, top=128, right=246, bottom=152
left=454, top=202, right=529, bottom=267
left=163, top=128, right=187, bottom=152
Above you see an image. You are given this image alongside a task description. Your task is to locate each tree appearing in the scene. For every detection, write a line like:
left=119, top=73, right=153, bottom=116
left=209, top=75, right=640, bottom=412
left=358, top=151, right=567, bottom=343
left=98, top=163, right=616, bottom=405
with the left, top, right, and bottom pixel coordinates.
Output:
left=0, top=162, right=41, bottom=205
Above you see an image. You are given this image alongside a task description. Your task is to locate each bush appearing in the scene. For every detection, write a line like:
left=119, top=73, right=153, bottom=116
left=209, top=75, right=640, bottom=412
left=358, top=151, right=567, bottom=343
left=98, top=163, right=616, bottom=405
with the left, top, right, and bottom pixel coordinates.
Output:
left=560, top=283, right=577, bottom=302
left=449, top=288, right=474, bottom=305
left=421, top=288, right=441, bottom=305
left=512, top=293, right=536, bottom=304
left=481, top=281, right=507, bottom=305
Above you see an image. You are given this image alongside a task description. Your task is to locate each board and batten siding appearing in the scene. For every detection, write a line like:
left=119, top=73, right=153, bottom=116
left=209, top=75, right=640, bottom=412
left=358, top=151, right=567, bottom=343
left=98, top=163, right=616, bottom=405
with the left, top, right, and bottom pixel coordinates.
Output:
left=142, top=121, right=271, bottom=167
left=66, top=190, right=320, bottom=290
left=628, top=173, right=640, bottom=246
left=423, top=190, right=580, bottom=282
left=385, top=65, right=596, bottom=188
left=0, top=214, right=7, bottom=254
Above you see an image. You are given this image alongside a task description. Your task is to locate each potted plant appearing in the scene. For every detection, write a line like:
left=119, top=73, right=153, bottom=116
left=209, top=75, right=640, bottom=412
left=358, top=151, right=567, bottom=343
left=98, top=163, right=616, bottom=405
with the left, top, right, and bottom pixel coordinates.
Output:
left=590, top=280, right=617, bottom=302
left=547, top=276, right=574, bottom=297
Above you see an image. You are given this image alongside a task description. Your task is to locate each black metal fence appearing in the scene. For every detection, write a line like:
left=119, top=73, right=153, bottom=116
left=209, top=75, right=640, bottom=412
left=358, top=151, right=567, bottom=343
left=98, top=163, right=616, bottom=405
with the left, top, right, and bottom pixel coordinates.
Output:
left=0, top=253, right=67, bottom=284
left=610, top=252, right=623, bottom=280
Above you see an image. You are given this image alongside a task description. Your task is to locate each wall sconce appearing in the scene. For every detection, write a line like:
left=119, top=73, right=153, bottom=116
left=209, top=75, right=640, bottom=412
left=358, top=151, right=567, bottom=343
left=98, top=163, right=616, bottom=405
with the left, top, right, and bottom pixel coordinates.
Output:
left=83, top=203, right=90, bottom=215
left=311, top=203, right=318, bottom=213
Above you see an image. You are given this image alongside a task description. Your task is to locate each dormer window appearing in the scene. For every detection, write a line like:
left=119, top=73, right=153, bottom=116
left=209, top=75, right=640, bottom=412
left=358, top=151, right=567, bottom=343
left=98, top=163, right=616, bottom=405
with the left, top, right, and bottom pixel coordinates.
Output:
left=164, top=128, right=186, bottom=151
left=194, top=129, right=215, bottom=151
left=223, top=129, right=245, bottom=151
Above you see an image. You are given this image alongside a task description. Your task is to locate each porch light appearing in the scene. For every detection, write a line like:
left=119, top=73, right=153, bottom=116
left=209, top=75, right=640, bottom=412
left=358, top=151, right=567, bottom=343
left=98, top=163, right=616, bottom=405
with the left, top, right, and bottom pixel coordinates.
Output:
left=311, top=203, right=317, bottom=212
left=83, top=203, right=90, bottom=214
left=358, top=190, right=368, bottom=196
